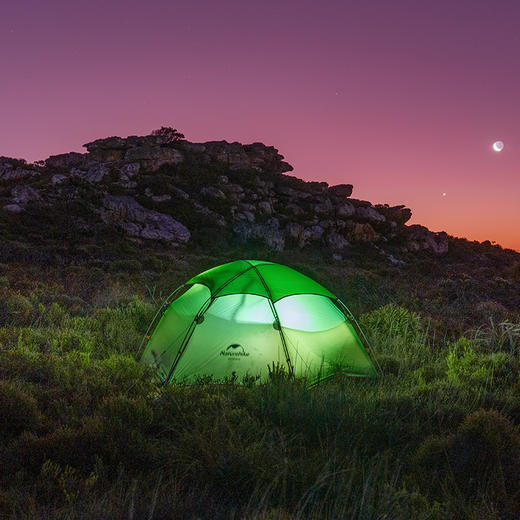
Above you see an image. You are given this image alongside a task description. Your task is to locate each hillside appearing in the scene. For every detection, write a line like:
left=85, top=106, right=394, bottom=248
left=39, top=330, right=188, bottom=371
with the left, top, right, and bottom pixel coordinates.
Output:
left=2, top=132, right=520, bottom=519
left=1, top=131, right=519, bottom=329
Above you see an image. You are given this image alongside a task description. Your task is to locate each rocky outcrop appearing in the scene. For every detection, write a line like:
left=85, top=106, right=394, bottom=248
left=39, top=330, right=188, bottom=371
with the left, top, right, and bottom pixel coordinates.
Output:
left=45, top=152, right=88, bottom=171
left=406, top=225, right=449, bottom=255
left=70, top=164, right=111, bottom=183
left=0, top=132, right=451, bottom=258
left=11, top=185, right=41, bottom=205
left=234, top=217, right=285, bottom=251
left=1, top=158, right=40, bottom=182
left=375, top=204, right=412, bottom=226
left=329, top=184, right=353, bottom=199
left=82, top=136, right=293, bottom=174
left=3, top=185, right=41, bottom=212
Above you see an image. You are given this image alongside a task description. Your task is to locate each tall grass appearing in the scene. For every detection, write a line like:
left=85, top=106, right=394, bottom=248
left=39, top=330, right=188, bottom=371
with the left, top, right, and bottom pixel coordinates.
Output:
left=1, top=283, right=520, bottom=519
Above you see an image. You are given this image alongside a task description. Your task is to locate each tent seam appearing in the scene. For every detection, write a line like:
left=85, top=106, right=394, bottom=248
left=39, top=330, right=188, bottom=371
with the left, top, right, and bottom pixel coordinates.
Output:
left=246, top=262, right=294, bottom=376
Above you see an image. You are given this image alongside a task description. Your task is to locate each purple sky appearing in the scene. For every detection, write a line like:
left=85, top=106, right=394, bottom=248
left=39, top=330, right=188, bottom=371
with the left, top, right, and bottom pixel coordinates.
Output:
left=1, top=0, right=519, bottom=250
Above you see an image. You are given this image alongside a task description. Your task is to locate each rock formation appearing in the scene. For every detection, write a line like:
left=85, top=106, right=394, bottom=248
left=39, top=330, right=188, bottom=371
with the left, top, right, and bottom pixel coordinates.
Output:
left=0, top=134, right=449, bottom=257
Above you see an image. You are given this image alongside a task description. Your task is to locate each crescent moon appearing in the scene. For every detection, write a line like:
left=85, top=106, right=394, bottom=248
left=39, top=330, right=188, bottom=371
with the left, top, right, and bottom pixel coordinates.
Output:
left=493, top=141, right=504, bottom=152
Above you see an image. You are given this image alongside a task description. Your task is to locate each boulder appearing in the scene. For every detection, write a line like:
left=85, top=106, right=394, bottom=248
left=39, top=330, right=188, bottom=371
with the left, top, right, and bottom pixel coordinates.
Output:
left=285, top=222, right=304, bottom=240
left=313, top=198, right=333, bottom=215
left=11, top=185, right=41, bottom=205
left=84, top=137, right=129, bottom=162
left=243, top=142, right=293, bottom=173
left=257, top=200, right=273, bottom=215
left=84, top=136, right=129, bottom=151
left=239, top=203, right=256, bottom=212
left=119, top=162, right=140, bottom=180
left=234, top=217, right=285, bottom=251
left=406, top=225, right=448, bottom=255
left=45, top=152, right=87, bottom=171
left=100, top=195, right=190, bottom=243
left=285, top=203, right=304, bottom=217
left=350, top=223, right=378, bottom=242
left=222, top=183, right=245, bottom=202
left=182, top=142, right=206, bottom=153
left=125, top=146, right=184, bottom=171
left=356, top=206, right=386, bottom=224
left=326, top=230, right=350, bottom=250
left=306, top=181, right=329, bottom=195
left=299, top=225, right=324, bottom=247
left=319, top=220, right=334, bottom=229
left=71, top=163, right=110, bottom=183
left=276, top=185, right=304, bottom=198
left=3, top=204, right=23, bottom=213
left=336, top=201, right=355, bottom=218
left=192, top=201, right=227, bottom=227
left=375, top=204, right=412, bottom=226
left=328, top=184, right=353, bottom=198
left=51, top=174, right=67, bottom=185
left=151, top=194, right=172, bottom=203
left=201, top=186, right=226, bottom=200
left=171, top=187, right=190, bottom=200
left=0, top=163, right=40, bottom=182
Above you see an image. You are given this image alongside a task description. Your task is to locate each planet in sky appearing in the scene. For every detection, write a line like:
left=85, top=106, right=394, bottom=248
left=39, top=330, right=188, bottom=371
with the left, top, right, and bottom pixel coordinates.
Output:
left=493, top=140, right=504, bottom=152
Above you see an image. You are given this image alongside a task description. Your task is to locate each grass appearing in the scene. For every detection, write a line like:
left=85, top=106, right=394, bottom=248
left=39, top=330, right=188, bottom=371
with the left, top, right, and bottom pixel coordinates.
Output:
left=1, top=250, right=520, bottom=519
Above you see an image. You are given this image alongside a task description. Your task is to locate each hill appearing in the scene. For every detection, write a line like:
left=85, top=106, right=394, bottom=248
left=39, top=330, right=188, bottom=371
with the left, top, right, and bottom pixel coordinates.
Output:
left=1, top=131, right=519, bottom=330
left=1, top=132, right=520, bottom=519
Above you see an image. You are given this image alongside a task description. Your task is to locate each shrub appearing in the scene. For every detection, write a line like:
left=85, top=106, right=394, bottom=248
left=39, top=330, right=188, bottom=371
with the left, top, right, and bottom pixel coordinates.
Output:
left=37, top=459, right=97, bottom=504
left=472, top=319, right=520, bottom=355
left=446, top=337, right=488, bottom=386
left=506, top=262, right=520, bottom=282
left=361, top=304, right=424, bottom=344
left=110, top=259, right=142, bottom=274
left=415, top=409, right=520, bottom=505
left=2, top=292, right=35, bottom=326
left=450, top=409, right=520, bottom=497
left=0, top=381, right=42, bottom=440
left=151, top=126, right=185, bottom=143
left=359, top=304, right=427, bottom=364
left=446, top=337, right=518, bottom=388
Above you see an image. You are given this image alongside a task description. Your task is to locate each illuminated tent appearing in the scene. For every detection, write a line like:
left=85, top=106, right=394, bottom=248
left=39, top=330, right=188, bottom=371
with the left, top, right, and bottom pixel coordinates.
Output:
left=140, top=260, right=377, bottom=384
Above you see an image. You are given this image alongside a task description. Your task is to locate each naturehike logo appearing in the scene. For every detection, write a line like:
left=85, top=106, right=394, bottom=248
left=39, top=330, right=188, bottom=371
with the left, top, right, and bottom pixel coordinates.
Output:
left=220, top=344, right=250, bottom=357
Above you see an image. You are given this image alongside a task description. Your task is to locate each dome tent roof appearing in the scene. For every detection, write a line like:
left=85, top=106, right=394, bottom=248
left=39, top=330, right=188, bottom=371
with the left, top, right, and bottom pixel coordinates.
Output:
left=187, top=259, right=336, bottom=302
left=141, top=260, right=376, bottom=384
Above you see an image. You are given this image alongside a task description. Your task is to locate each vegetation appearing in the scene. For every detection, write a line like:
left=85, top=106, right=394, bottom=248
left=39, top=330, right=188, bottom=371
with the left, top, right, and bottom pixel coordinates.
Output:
left=151, top=126, right=186, bottom=143
left=1, top=247, right=520, bottom=519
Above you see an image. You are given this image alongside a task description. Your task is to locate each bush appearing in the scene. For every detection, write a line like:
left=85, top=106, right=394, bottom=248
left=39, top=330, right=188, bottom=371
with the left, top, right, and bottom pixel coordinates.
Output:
left=0, top=381, right=42, bottom=440
left=446, top=337, right=488, bottom=386
left=446, top=337, right=518, bottom=388
left=415, top=409, right=520, bottom=506
left=1, top=292, right=35, bottom=326
left=450, top=409, right=520, bottom=501
left=151, top=126, right=185, bottom=143
left=360, top=304, right=428, bottom=364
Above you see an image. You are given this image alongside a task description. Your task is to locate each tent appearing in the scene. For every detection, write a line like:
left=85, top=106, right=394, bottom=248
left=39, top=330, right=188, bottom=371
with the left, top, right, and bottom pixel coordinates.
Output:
left=140, top=260, right=377, bottom=383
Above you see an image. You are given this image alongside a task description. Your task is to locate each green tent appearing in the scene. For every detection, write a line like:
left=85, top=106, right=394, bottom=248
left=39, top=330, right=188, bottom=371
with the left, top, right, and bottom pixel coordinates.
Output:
left=141, top=260, right=376, bottom=383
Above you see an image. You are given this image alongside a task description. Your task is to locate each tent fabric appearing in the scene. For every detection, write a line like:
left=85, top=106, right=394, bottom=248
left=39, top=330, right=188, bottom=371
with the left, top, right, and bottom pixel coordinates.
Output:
left=187, top=259, right=336, bottom=302
left=141, top=260, right=376, bottom=384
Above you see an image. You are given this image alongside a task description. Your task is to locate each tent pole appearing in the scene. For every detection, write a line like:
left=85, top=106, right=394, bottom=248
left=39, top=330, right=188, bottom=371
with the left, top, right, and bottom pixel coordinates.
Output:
left=247, top=263, right=294, bottom=377
left=163, top=265, right=256, bottom=384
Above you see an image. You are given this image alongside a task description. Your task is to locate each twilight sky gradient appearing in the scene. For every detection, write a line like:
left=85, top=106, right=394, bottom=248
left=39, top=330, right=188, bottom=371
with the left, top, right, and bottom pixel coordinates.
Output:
left=1, top=0, right=519, bottom=250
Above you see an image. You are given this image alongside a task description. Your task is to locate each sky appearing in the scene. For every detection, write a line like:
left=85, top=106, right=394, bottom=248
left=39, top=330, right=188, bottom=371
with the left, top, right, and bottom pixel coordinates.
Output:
left=1, top=0, right=519, bottom=251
